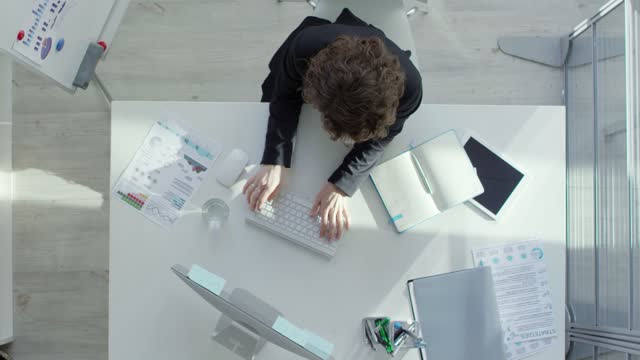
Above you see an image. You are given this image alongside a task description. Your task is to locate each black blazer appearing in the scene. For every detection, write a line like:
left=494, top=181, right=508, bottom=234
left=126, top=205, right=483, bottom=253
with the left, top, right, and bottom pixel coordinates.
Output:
left=261, top=9, right=423, bottom=196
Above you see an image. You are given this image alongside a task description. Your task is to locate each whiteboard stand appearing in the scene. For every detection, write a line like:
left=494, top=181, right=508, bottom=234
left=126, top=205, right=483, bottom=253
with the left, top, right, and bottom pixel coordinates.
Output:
left=0, top=0, right=131, bottom=93
left=94, top=73, right=113, bottom=108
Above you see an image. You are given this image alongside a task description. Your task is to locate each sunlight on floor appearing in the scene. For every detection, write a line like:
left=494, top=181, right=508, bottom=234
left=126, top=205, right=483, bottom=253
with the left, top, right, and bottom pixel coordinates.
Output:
left=12, top=168, right=104, bottom=209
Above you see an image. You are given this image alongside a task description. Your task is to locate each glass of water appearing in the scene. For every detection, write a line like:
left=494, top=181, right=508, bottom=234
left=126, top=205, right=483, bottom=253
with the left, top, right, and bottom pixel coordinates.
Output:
left=202, top=198, right=230, bottom=231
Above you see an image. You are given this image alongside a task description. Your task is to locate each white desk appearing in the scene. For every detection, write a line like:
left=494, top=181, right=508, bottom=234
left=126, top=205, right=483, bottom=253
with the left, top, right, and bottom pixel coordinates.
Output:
left=110, top=102, right=566, bottom=360
left=0, top=54, right=13, bottom=346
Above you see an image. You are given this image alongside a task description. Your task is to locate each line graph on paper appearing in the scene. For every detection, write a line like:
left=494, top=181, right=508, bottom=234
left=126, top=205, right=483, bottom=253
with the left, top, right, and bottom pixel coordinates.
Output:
left=143, top=199, right=179, bottom=227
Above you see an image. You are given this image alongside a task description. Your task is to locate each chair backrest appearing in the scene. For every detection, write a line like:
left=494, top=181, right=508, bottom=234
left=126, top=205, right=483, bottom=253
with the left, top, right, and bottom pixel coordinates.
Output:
left=313, top=0, right=420, bottom=69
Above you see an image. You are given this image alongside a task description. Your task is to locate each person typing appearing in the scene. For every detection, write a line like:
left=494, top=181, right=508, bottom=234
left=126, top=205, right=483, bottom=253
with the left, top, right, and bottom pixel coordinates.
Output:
left=243, top=9, right=423, bottom=241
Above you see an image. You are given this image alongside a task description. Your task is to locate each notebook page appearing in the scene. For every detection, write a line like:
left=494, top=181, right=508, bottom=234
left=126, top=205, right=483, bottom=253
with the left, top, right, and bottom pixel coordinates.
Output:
left=370, top=152, right=439, bottom=232
left=412, top=131, right=484, bottom=210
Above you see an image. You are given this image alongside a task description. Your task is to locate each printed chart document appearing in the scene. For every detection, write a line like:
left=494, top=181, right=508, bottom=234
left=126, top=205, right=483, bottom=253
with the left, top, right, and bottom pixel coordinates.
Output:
left=472, top=240, right=557, bottom=360
left=112, top=116, right=221, bottom=229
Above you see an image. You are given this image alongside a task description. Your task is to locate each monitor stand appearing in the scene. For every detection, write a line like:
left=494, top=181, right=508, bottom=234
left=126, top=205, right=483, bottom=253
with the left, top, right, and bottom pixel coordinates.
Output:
left=211, top=288, right=282, bottom=360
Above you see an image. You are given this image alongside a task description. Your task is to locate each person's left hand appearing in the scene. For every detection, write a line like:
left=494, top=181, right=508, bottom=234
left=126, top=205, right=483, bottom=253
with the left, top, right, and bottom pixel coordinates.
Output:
left=310, top=183, right=351, bottom=241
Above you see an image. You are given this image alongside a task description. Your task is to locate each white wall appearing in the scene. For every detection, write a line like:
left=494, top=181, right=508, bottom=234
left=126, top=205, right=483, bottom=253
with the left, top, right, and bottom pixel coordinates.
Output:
left=0, top=53, right=14, bottom=345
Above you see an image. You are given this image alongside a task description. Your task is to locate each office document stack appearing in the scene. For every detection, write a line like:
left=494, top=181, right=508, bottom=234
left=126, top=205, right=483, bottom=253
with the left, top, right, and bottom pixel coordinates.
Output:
left=472, top=240, right=557, bottom=360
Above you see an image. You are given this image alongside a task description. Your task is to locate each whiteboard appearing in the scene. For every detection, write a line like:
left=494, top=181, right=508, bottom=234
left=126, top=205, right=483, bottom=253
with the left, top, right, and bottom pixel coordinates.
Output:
left=0, top=0, right=130, bottom=92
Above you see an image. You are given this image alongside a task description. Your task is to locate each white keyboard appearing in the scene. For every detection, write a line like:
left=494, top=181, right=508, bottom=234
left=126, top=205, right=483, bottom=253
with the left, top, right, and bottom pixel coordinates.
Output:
left=245, top=193, right=338, bottom=258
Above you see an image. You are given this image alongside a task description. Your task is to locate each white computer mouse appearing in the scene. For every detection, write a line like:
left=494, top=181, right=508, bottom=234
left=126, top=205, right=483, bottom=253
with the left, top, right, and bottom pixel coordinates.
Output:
left=217, top=149, right=249, bottom=188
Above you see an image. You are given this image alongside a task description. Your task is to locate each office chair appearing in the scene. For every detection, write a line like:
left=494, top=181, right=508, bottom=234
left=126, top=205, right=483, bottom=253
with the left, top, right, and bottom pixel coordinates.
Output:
left=311, top=0, right=421, bottom=69
left=277, top=0, right=428, bottom=16
left=405, top=0, right=429, bottom=15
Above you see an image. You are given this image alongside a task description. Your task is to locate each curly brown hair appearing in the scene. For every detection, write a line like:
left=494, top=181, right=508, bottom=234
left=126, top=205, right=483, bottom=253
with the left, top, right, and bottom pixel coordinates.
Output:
left=302, top=36, right=406, bottom=142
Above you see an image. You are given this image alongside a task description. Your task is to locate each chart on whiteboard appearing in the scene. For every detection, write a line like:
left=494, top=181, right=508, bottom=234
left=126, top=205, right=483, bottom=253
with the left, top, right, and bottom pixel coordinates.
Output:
left=11, top=0, right=116, bottom=66
left=12, top=0, right=68, bottom=65
left=112, top=117, right=222, bottom=229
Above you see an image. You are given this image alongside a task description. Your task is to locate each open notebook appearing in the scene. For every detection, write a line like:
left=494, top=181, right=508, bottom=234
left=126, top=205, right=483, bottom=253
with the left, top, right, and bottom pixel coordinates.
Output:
left=370, top=131, right=484, bottom=232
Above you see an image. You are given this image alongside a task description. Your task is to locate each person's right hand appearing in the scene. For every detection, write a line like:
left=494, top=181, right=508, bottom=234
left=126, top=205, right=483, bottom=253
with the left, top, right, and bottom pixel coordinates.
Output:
left=242, top=165, right=284, bottom=211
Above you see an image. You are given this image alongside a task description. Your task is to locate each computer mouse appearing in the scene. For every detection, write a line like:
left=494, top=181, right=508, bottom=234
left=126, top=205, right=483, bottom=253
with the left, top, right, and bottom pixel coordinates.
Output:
left=217, top=149, right=249, bottom=188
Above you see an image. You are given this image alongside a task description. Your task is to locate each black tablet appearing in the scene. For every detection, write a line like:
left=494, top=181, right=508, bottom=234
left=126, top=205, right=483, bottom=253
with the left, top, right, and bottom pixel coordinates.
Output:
left=463, top=136, right=525, bottom=219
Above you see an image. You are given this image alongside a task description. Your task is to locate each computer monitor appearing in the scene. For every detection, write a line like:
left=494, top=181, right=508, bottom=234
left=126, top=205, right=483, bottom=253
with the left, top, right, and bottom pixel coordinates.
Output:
left=171, top=264, right=326, bottom=360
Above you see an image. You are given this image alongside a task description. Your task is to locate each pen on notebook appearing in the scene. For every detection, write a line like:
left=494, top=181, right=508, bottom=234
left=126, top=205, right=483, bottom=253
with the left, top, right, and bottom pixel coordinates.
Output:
left=410, top=153, right=432, bottom=194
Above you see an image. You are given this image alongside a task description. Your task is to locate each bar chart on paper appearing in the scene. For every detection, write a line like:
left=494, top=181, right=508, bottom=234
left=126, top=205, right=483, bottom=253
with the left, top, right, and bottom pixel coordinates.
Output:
left=116, top=190, right=148, bottom=211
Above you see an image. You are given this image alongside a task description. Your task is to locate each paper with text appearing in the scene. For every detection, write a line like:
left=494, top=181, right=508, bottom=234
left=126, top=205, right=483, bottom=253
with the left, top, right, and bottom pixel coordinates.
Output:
left=473, top=240, right=557, bottom=359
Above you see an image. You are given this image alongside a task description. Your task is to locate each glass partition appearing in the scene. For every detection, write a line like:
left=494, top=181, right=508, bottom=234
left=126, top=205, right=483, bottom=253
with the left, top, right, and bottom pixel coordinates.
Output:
left=567, top=24, right=597, bottom=327
left=594, top=4, right=629, bottom=330
left=569, top=343, right=595, bottom=359
left=566, top=0, right=640, bottom=357
left=629, top=0, right=640, bottom=332
left=597, top=349, right=634, bottom=359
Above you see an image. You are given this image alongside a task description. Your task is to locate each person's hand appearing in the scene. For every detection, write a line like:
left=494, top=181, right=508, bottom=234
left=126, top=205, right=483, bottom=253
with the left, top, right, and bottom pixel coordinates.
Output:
left=243, top=165, right=284, bottom=211
left=310, top=183, right=351, bottom=241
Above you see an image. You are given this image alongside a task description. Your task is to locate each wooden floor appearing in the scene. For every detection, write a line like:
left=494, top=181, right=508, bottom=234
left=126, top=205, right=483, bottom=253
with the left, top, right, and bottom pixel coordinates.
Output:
left=6, top=0, right=604, bottom=358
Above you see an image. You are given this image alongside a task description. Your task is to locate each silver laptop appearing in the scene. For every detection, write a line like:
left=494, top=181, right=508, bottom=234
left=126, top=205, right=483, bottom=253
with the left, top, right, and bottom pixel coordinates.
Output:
left=408, top=267, right=506, bottom=360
